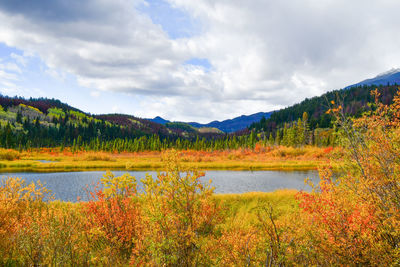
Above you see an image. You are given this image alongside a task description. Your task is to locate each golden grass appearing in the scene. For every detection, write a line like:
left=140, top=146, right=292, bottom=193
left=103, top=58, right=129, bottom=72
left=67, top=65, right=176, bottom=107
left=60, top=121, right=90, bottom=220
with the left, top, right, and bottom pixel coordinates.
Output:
left=81, top=152, right=115, bottom=162
left=47, top=190, right=299, bottom=230
left=0, top=148, right=20, bottom=161
left=0, top=146, right=339, bottom=172
left=214, top=190, right=298, bottom=228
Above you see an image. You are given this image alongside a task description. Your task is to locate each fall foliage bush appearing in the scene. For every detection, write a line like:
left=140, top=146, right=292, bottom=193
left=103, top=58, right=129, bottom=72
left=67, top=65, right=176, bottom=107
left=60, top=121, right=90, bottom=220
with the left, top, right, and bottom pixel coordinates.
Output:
left=83, top=152, right=114, bottom=161
left=295, top=90, right=400, bottom=265
left=0, top=148, right=20, bottom=160
left=83, top=172, right=144, bottom=265
left=139, top=150, right=222, bottom=266
left=268, top=145, right=314, bottom=158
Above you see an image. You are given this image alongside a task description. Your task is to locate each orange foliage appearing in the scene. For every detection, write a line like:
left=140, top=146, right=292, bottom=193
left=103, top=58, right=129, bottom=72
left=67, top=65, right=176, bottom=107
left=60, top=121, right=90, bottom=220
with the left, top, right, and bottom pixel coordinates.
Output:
left=83, top=173, right=144, bottom=265
left=323, top=146, right=333, bottom=154
left=296, top=89, right=400, bottom=265
left=296, top=169, right=378, bottom=265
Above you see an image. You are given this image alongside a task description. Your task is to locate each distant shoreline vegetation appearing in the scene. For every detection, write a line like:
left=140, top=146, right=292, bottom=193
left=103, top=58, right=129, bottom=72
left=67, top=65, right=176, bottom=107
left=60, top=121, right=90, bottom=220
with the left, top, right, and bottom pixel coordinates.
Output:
left=0, top=146, right=333, bottom=173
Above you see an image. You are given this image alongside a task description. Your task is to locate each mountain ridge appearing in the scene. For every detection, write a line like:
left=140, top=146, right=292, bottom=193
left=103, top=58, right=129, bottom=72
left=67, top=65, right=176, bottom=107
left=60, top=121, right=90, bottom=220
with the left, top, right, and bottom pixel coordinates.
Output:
left=148, top=112, right=272, bottom=133
left=345, top=68, right=400, bottom=89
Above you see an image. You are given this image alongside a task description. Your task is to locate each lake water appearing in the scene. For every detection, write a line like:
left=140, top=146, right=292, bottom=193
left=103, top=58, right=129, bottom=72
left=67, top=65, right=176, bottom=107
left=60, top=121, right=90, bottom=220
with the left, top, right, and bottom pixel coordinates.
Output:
left=0, top=170, right=319, bottom=202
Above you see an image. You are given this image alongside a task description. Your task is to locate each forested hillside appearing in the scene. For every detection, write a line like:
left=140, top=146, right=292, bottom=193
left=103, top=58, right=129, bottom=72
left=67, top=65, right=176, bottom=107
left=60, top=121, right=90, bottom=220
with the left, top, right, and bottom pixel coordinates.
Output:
left=246, top=85, right=399, bottom=148
left=0, top=95, right=229, bottom=151
left=250, top=85, right=398, bottom=132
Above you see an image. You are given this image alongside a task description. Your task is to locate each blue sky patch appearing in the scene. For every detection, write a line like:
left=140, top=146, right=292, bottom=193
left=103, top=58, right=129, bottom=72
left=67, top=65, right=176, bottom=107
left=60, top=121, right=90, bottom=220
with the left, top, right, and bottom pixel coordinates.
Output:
left=184, top=58, right=212, bottom=70
left=138, top=0, right=201, bottom=39
left=0, top=43, right=24, bottom=59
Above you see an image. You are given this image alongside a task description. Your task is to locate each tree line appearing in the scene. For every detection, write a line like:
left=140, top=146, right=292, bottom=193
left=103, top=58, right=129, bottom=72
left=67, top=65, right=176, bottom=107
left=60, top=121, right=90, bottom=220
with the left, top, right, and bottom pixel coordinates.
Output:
left=0, top=110, right=337, bottom=151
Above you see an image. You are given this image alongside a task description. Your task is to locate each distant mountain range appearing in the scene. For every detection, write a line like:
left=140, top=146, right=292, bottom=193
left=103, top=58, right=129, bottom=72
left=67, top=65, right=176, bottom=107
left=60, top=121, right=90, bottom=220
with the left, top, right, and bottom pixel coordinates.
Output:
left=346, top=68, right=400, bottom=89
left=187, top=112, right=272, bottom=133
left=148, top=112, right=272, bottom=133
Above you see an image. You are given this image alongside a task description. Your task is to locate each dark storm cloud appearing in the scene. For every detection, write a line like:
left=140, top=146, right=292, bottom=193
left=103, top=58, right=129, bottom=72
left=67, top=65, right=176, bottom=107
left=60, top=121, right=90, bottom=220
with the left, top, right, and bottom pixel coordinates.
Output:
left=0, top=0, right=111, bottom=22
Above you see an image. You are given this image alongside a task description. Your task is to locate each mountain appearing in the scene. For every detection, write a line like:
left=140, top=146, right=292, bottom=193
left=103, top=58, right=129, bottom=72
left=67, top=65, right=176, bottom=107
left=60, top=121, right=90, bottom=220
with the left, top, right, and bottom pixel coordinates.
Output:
left=150, top=116, right=170, bottom=125
left=346, top=68, right=400, bottom=89
left=95, top=113, right=173, bottom=137
left=148, top=112, right=272, bottom=133
left=188, top=112, right=272, bottom=133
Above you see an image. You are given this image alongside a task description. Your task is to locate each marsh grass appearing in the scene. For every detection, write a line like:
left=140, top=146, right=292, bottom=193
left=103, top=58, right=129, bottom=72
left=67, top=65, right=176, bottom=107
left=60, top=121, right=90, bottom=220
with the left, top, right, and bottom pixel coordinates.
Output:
left=214, top=190, right=298, bottom=228
left=0, top=146, right=338, bottom=172
left=0, top=148, right=20, bottom=161
left=82, top=152, right=115, bottom=162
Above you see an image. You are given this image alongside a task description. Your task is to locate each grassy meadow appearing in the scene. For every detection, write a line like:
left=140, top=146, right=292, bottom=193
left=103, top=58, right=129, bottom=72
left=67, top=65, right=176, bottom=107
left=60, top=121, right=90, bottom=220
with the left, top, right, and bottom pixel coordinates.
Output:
left=0, top=145, right=335, bottom=172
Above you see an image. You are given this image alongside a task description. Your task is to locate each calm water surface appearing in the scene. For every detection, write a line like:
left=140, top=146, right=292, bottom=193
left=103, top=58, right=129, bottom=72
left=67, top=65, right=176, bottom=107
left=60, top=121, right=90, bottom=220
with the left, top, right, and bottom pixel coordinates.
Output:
left=0, top=170, right=319, bottom=202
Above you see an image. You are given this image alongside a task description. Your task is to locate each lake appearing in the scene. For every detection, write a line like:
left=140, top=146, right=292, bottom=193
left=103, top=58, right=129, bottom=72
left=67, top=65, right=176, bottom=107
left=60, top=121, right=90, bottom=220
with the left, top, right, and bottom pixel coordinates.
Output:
left=0, top=170, right=319, bottom=202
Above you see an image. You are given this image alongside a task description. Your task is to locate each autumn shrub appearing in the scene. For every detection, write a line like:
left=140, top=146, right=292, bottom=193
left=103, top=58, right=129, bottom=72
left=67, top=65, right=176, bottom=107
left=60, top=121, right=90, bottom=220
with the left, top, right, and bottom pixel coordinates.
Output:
left=215, top=226, right=264, bottom=266
left=140, top=150, right=222, bottom=266
left=0, top=177, right=28, bottom=263
left=322, top=146, right=333, bottom=154
left=296, top=90, right=400, bottom=265
left=83, top=172, right=144, bottom=265
left=82, top=152, right=114, bottom=161
left=17, top=201, right=52, bottom=266
left=43, top=203, right=90, bottom=266
left=0, top=177, right=52, bottom=265
left=227, top=151, right=244, bottom=160
left=269, top=146, right=307, bottom=158
left=254, top=142, right=265, bottom=153
left=296, top=169, right=379, bottom=265
left=0, top=148, right=20, bottom=160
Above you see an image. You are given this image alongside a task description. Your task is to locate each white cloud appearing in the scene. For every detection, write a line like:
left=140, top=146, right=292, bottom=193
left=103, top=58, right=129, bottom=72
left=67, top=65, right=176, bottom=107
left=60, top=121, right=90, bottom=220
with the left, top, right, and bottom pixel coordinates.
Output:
left=0, top=86, right=18, bottom=95
left=0, top=0, right=400, bottom=122
left=0, top=63, right=21, bottom=74
left=170, top=0, right=400, bottom=99
left=27, top=88, right=46, bottom=97
left=45, top=68, right=66, bottom=81
left=10, top=53, right=29, bottom=67
left=0, top=60, right=20, bottom=95
left=112, top=105, right=121, bottom=113
left=90, top=90, right=101, bottom=98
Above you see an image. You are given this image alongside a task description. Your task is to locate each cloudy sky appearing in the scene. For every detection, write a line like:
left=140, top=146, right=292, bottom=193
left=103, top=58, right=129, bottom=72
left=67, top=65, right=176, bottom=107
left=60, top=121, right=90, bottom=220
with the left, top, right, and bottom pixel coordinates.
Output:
left=0, top=0, right=399, bottom=123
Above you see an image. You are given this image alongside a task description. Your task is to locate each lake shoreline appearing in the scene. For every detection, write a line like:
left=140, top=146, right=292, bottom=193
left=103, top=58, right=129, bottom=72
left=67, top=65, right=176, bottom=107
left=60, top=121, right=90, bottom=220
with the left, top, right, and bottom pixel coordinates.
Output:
left=0, top=163, right=322, bottom=173
left=0, top=169, right=319, bottom=202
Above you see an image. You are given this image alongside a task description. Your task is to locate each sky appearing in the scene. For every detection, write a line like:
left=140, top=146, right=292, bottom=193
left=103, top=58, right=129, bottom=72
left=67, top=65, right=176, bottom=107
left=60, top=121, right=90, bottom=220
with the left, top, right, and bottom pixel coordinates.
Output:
left=0, top=0, right=400, bottom=123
